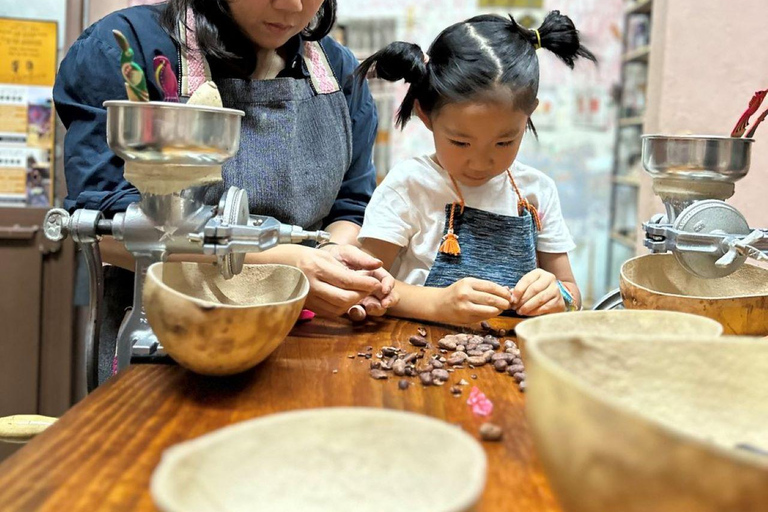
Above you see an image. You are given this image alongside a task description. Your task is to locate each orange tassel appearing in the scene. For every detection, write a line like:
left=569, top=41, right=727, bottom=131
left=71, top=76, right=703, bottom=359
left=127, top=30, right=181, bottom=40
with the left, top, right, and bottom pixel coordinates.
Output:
left=439, top=231, right=461, bottom=256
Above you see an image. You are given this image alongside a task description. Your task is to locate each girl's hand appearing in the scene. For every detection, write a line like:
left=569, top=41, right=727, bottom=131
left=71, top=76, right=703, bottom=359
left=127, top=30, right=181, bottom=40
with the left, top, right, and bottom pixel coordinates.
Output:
left=439, top=277, right=512, bottom=325
left=510, top=269, right=565, bottom=316
left=276, top=245, right=383, bottom=318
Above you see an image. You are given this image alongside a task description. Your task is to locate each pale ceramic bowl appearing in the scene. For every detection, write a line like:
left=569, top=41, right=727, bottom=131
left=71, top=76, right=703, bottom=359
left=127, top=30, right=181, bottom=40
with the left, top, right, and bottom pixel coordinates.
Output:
left=150, top=408, right=487, bottom=512
left=525, top=334, right=768, bottom=512
left=515, top=310, right=723, bottom=351
left=621, top=254, right=768, bottom=335
left=143, top=262, right=309, bottom=376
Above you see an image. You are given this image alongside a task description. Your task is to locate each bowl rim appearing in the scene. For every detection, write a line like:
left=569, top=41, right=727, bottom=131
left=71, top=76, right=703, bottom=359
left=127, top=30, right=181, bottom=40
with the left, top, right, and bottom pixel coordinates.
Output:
left=150, top=407, right=488, bottom=512
left=525, top=334, right=768, bottom=471
left=515, top=309, right=725, bottom=340
left=146, top=261, right=309, bottom=309
left=641, top=134, right=755, bottom=143
left=620, top=253, right=768, bottom=300
left=104, top=100, right=245, bottom=117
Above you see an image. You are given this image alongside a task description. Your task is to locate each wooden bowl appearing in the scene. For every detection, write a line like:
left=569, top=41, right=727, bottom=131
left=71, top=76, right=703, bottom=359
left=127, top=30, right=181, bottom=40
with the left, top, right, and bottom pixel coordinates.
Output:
left=526, top=334, right=768, bottom=512
left=515, top=310, right=723, bottom=352
left=143, top=262, right=309, bottom=376
left=621, top=254, right=768, bottom=335
left=151, top=408, right=487, bottom=512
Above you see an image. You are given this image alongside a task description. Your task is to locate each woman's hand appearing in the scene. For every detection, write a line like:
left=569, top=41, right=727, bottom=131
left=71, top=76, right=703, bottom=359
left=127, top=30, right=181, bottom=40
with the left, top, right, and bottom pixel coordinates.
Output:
left=273, top=245, right=383, bottom=318
left=438, top=277, right=512, bottom=325
left=320, top=244, right=399, bottom=317
left=510, top=269, right=565, bottom=316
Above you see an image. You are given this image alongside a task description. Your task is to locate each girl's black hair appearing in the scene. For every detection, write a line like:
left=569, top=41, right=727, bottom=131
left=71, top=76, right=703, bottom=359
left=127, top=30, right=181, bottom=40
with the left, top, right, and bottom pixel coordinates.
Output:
left=356, top=11, right=596, bottom=134
left=160, top=0, right=337, bottom=74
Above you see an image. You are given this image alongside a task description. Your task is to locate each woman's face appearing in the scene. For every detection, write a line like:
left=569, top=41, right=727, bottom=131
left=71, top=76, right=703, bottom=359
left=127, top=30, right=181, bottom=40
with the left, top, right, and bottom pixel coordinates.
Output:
left=227, top=0, right=325, bottom=50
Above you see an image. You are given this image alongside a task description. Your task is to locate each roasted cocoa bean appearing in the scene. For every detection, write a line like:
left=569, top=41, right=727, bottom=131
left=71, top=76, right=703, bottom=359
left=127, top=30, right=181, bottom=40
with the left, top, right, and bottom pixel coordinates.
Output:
left=381, top=346, right=399, bottom=357
left=467, top=356, right=487, bottom=366
left=483, top=350, right=495, bottom=363
left=518, top=381, right=527, bottom=392
left=438, top=338, right=458, bottom=351
left=393, top=359, right=406, bottom=376
left=491, top=353, right=514, bottom=363
left=409, top=335, right=428, bottom=347
left=417, top=363, right=434, bottom=373
left=467, top=350, right=485, bottom=357
left=405, top=366, right=417, bottom=377
left=398, top=379, right=409, bottom=390
left=504, top=340, right=517, bottom=350
left=513, top=372, right=526, bottom=383
left=479, top=423, right=503, bottom=442
left=447, top=352, right=469, bottom=365
left=497, top=329, right=507, bottom=338
left=404, top=353, right=419, bottom=364
left=419, top=372, right=433, bottom=386
left=432, top=369, right=450, bottom=382
left=507, top=364, right=525, bottom=376
left=512, top=357, right=523, bottom=366
left=476, top=343, right=493, bottom=352
left=480, top=321, right=492, bottom=331
left=431, top=360, right=444, bottom=369
left=370, top=369, right=389, bottom=380
left=456, top=345, right=466, bottom=352
left=494, top=360, right=509, bottom=373
left=466, top=343, right=478, bottom=351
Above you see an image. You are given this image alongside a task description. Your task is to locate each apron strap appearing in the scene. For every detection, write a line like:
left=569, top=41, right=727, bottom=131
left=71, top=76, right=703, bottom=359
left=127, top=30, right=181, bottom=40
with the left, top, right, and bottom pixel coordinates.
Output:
left=178, top=9, right=212, bottom=98
left=302, top=41, right=341, bottom=95
left=505, top=169, right=542, bottom=231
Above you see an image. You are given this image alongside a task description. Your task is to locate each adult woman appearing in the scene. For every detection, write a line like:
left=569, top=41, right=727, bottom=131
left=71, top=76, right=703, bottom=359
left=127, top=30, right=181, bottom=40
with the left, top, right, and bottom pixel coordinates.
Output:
left=55, top=0, right=395, bottom=383
left=55, top=0, right=395, bottom=320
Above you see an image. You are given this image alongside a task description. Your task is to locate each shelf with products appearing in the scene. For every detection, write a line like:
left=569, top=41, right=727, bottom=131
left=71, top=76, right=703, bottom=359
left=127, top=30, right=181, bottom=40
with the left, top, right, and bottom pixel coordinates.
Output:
left=334, top=18, right=399, bottom=180
left=625, top=0, right=653, bottom=15
left=622, top=45, right=651, bottom=64
left=606, top=1, right=653, bottom=291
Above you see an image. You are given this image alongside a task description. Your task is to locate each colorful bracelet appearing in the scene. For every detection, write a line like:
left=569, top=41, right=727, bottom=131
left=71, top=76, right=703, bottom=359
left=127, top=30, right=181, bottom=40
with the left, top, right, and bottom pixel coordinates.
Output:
left=557, top=280, right=578, bottom=312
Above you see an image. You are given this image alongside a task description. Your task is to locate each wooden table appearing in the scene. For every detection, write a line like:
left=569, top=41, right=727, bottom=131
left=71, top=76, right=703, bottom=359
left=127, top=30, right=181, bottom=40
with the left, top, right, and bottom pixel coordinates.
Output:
left=0, top=317, right=561, bottom=511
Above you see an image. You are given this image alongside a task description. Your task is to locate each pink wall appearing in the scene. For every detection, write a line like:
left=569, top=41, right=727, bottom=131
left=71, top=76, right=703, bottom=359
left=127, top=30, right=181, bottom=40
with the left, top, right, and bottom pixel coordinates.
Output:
left=640, top=0, right=768, bottom=247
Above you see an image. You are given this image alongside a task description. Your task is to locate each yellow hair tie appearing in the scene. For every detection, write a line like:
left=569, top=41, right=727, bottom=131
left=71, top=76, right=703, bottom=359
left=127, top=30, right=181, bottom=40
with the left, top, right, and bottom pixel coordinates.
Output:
left=533, top=29, right=542, bottom=50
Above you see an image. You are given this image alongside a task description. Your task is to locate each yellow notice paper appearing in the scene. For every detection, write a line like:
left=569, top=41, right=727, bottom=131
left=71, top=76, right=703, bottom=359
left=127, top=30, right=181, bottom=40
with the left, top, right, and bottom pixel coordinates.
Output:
left=0, top=18, right=58, bottom=86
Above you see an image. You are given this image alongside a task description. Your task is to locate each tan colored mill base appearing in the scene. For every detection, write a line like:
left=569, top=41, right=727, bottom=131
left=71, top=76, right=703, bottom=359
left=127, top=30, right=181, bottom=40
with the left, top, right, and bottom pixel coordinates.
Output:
left=143, top=262, right=309, bottom=376
left=621, top=254, right=768, bottom=335
left=151, top=408, right=487, bottom=512
left=515, top=309, right=723, bottom=352
left=526, top=334, right=768, bottom=512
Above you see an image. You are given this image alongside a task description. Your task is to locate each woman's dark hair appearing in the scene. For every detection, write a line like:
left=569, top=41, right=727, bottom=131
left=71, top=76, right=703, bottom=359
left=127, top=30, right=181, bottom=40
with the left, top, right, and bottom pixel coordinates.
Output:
left=160, top=0, right=337, bottom=74
left=356, top=11, right=596, bottom=134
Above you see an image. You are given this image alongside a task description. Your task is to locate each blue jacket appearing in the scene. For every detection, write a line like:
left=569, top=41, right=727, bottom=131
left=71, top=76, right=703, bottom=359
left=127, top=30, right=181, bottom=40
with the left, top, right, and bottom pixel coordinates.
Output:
left=53, top=4, right=378, bottom=226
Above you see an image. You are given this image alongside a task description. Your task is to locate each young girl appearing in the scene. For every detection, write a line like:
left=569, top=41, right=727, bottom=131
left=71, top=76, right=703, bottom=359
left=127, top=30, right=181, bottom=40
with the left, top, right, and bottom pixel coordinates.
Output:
left=356, top=11, right=595, bottom=325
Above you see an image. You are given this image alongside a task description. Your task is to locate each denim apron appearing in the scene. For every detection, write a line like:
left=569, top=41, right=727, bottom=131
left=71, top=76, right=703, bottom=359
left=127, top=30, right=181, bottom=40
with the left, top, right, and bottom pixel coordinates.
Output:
left=424, top=170, right=539, bottom=317
left=95, top=23, right=353, bottom=385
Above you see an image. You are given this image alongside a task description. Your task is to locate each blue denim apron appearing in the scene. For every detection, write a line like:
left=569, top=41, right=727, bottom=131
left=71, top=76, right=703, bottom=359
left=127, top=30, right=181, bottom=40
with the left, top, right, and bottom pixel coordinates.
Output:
left=95, top=30, right=352, bottom=385
left=424, top=178, right=538, bottom=317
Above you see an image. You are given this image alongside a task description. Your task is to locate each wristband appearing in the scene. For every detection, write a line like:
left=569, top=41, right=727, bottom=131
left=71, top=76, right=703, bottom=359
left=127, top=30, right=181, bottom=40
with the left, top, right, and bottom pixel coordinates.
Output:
left=557, top=280, right=578, bottom=312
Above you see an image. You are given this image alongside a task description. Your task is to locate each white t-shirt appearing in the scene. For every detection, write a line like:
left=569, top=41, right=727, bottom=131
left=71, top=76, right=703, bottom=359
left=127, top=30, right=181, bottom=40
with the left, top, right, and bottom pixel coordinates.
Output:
left=358, top=155, right=576, bottom=285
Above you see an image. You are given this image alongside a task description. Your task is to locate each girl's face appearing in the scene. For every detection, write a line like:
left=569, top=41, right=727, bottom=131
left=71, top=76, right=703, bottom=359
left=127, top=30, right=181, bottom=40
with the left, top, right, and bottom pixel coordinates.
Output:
left=418, top=97, right=532, bottom=187
left=227, top=0, right=324, bottom=50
